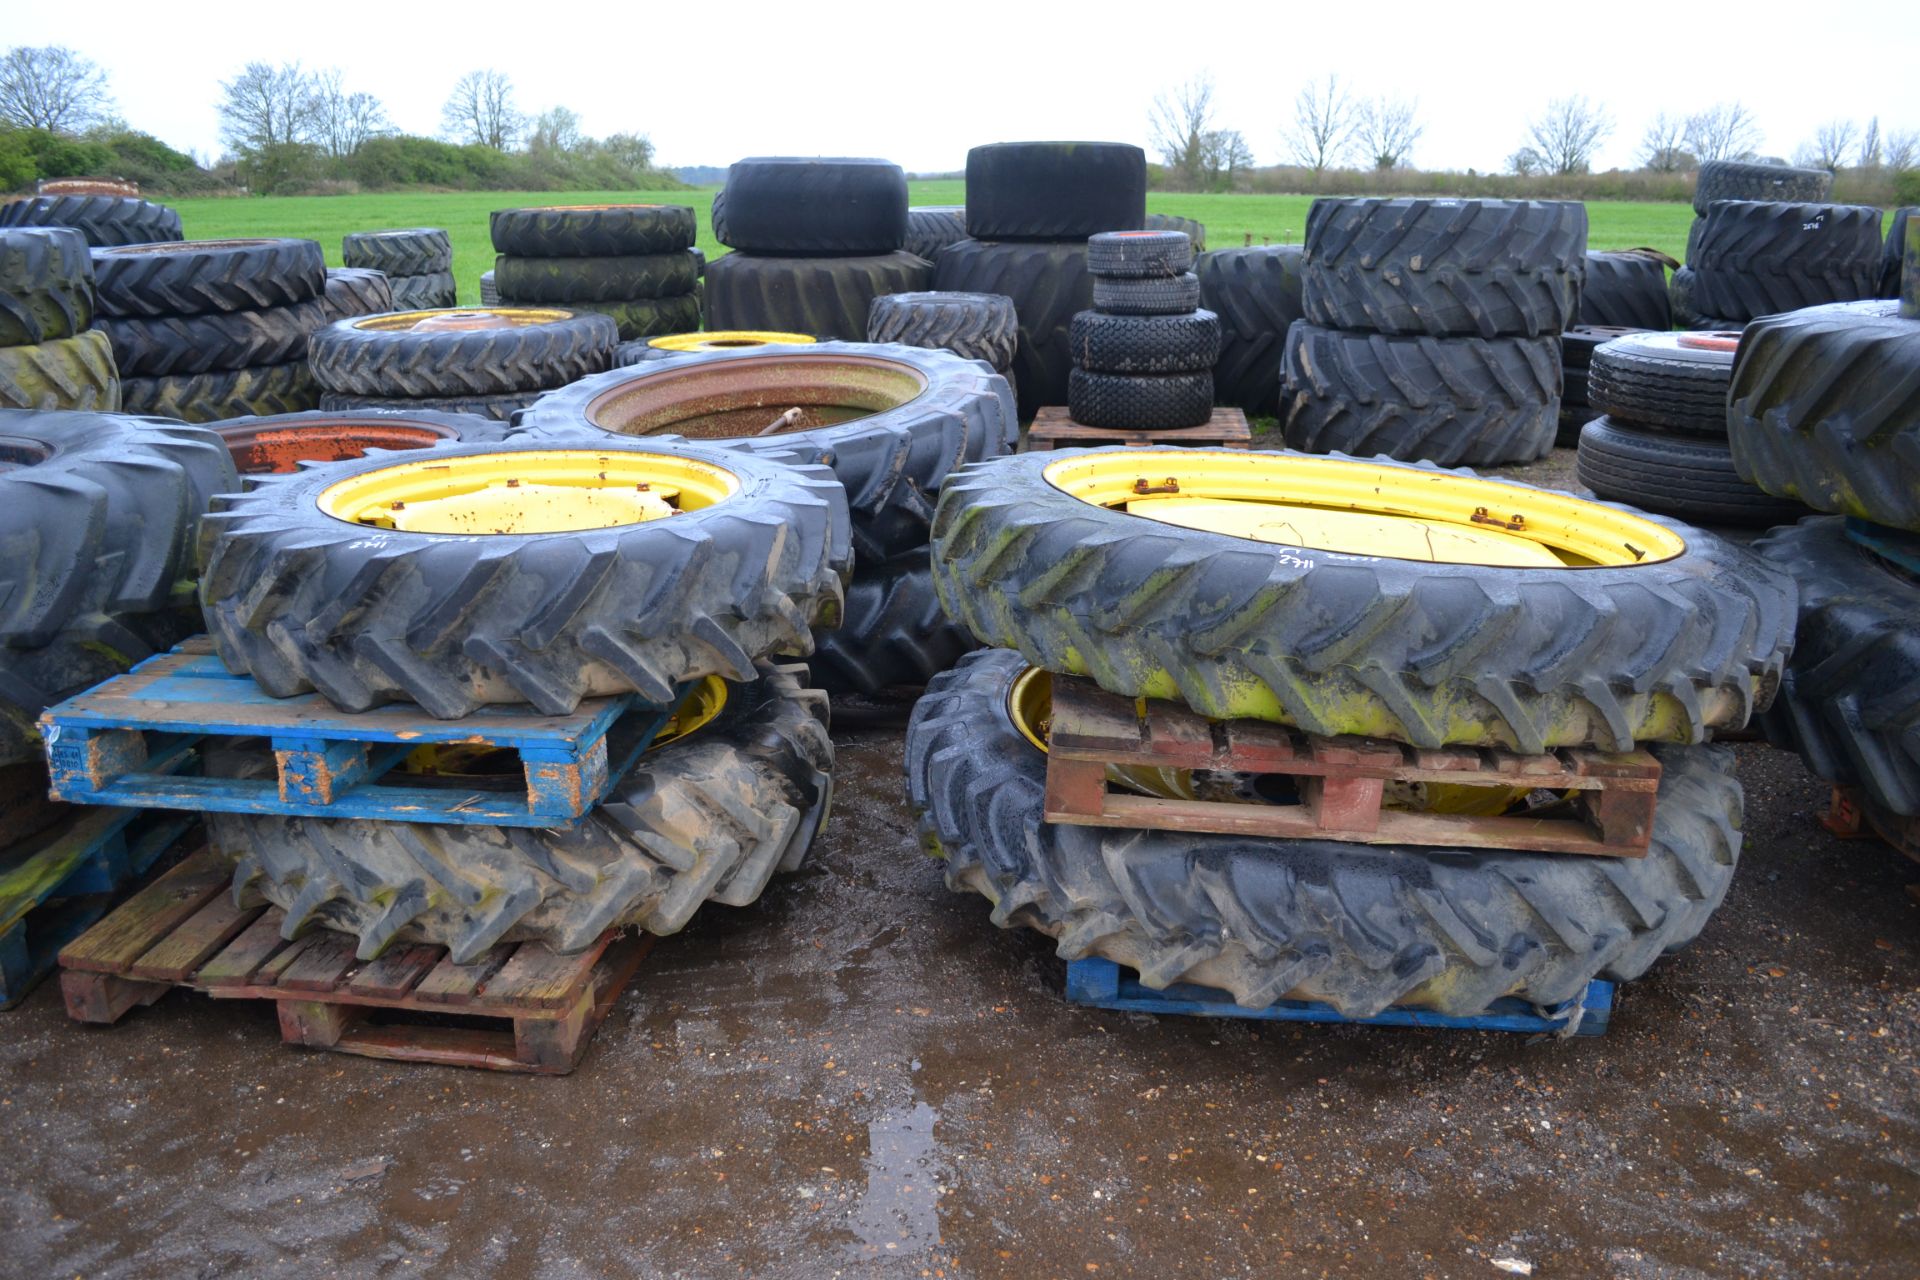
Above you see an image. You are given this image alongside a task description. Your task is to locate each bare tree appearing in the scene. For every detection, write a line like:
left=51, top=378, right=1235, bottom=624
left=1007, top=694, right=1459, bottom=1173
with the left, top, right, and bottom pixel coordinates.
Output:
left=0, top=45, right=113, bottom=133
left=1684, top=103, right=1761, bottom=163
left=1526, top=96, right=1612, bottom=175
left=442, top=69, right=522, bottom=150
left=1355, top=96, right=1422, bottom=170
left=1638, top=112, right=1690, bottom=172
left=1800, top=119, right=1858, bottom=171
left=1859, top=117, right=1883, bottom=169
left=1286, top=74, right=1357, bottom=173
left=1508, top=146, right=1545, bottom=177
left=1887, top=129, right=1920, bottom=172
left=1149, top=74, right=1217, bottom=188
left=529, top=106, right=585, bottom=154
left=1202, top=129, right=1254, bottom=185
left=218, top=61, right=315, bottom=152
left=307, top=69, right=388, bottom=159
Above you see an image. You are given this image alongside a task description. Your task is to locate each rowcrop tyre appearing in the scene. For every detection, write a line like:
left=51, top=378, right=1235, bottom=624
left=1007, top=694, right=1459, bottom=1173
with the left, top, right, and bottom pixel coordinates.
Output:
left=200, top=437, right=850, bottom=717
left=1693, top=159, right=1833, bottom=215
left=0, top=195, right=182, bottom=247
left=0, top=410, right=235, bottom=647
left=867, top=291, right=1018, bottom=371
left=493, top=253, right=698, bottom=304
left=1145, top=213, right=1207, bottom=252
left=808, top=557, right=975, bottom=696
left=1728, top=298, right=1920, bottom=528
left=309, top=307, right=618, bottom=398
left=90, top=239, right=327, bottom=318
left=965, top=142, right=1147, bottom=240
left=0, top=227, right=92, bottom=347
left=1091, top=272, right=1200, bottom=316
left=702, top=251, right=932, bottom=342
left=479, top=269, right=499, bottom=305
left=1301, top=198, right=1587, bottom=339
left=323, top=267, right=395, bottom=319
left=933, top=238, right=1090, bottom=418
left=1879, top=207, right=1916, bottom=297
left=98, top=267, right=401, bottom=378
left=1585, top=331, right=1739, bottom=436
left=1578, top=251, right=1672, bottom=330
left=1196, top=245, right=1305, bottom=417
left=930, top=448, right=1796, bottom=752
left=1755, top=517, right=1920, bottom=816
left=713, top=158, right=908, bottom=254
left=1069, top=309, right=1220, bottom=374
left=119, top=361, right=317, bottom=423
left=0, top=612, right=195, bottom=766
left=213, top=408, right=509, bottom=477
left=1690, top=201, right=1883, bottom=319
left=341, top=228, right=451, bottom=277
left=1086, top=230, right=1194, bottom=278
left=0, top=330, right=119, bottom=411
left=1068, top=369, right=1213, bottom=429
left=490, top=205, right=697, bottom=257
left=1576, top=417, right=1805, bottom=526
left=515, top=341, right=1016, bottom=564
left=905, top=207, right=968, bottom=264
left=389, top=271, right=458, bottom=310
left=907, top=649, right=1743, bottom=1017
left=214, top=663, right=834, bottom=962
left=316, top=390, right=543, bottom=422
left=1281, top=323, right=1557, bottom=466
left=568, top=292, right=702, bottom=341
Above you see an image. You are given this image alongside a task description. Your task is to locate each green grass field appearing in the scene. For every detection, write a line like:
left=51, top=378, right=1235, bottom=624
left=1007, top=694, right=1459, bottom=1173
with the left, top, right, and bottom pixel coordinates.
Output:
left=170, top=181, right=1700, bottom=307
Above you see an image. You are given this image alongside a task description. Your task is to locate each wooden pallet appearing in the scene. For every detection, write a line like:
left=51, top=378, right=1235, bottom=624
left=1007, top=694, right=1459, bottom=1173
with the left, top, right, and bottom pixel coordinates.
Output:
left=41, top=638, right=692, bottom=828
left=1066, top=957, right=1613, bottom=1037
left=1023, top=405, right=1252, bottom=452
left=58, top=848, right=649, bottom=1074
left=1045, top=676, right=1661, bottom=857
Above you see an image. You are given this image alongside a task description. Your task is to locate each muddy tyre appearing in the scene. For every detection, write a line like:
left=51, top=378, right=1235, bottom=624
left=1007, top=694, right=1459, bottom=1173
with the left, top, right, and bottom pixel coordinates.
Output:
left=907, top=649, right=1743, bottom=1017
left=931, top=448, right=1796, bottom=752
left=0, top=330, right=119, bottom=410
left=91, top=238, right=327, bottom=318
left=0, top=195, right=182, bottom=247
left=0, top=227, right=93, bottom=347
left=0, top=611, right=194, bottom=766
left=809, top=558, right=975, bottom=697
left=119, top=361, right=316, bottom=423
left=98, top=266, right=400, bottom=378
left=1578, top=250, right=1672, bottom=330
left=215, top=663, right=834, bottom=962
left=490, top=205, right=696, bottom=257
left=1693, top=159, right=1833, bottom=215
left=341, top=228, right=451, bottom=277
left=1755, top=517, right=1920, bottom=816
left=965, top=142, right=1146, bottom=240
left=1069, top=309, right=1220, bottom=375
left=309, top=307, right=618, bottom=398
left=1576, top=417, right=1805, bottom=527
left=1196, top=245, right=1306, bottom=417
left=1067, top=369, right=1213, bottom=429
left=1586, top=331, right=1739, bottom=437
left=713, top=158, right=908, bottom=254
left=388, top=271, right=458, bottom=310
left=1690, top=201, right=1883, bottom=319
left=492, top=253, right=699, bottom=305
left=867, top=291, right=1017, bottom=372
left=933, top=238, right=1091, bottom=417
left=703, top=251, right=931, bottom=342
left=1281, top=323, right=1557, bottom=465
left=905, top=207, right=968, bottom=264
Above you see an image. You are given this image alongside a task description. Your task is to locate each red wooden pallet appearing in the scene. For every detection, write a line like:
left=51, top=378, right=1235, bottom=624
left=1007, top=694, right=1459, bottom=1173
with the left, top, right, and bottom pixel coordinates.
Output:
left=1023, top=405, right=1252, bottom=452
left=1044, top=676, right=1661, bottom=857
left=57, top=848, right=649, bottom=1074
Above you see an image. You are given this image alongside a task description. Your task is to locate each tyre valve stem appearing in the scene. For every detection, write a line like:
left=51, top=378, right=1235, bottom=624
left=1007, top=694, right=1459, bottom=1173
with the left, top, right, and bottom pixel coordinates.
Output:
left=1470, top=506, right=1525, bottom=532
left=1133, top=477, right=1180, bottom=495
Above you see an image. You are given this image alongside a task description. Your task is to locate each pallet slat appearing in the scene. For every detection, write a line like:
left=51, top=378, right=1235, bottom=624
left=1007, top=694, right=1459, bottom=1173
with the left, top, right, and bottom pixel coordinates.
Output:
left=55, top=850, right=226, bottom=974
left=127, top=895, right=266, bottom=983
left=198, top=910, right=297, bottom=987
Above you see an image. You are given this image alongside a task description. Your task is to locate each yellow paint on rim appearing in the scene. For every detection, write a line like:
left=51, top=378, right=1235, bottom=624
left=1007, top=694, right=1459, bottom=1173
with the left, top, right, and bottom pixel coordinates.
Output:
left=350, top=308, right=575, bottom=332
left=1041, top=450, right=1686, bottom=567
left=317, top=449, right=740, bottom=534
left=647, top=331, right=817, bottom=352
left=652, top=675, right=728, bottom=747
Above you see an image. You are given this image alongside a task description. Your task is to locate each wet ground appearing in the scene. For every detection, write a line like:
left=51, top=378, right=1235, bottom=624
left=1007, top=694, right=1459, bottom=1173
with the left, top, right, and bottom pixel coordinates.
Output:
left=3, top=453, right=1918, bottom=1278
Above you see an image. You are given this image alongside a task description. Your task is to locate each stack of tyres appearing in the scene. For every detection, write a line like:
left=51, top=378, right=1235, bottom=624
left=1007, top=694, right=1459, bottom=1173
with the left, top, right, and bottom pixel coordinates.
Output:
left=1282, top=198, right=1584, bottom=465
left=0, top=227, right=118, bottom=410
left=343, top=228, right=455, bottom=309
left=1068, top=230, right=1217, bottom=430
left=911, top=445, right=1796, bottom=1018
left=705, top=159, right=928, bottom=342
left=194, top=434, right=849, bottom=960
left=1673, top=159, right=1832, bottom=325
left=491, top=205, right=701, bottom=341
left=308, top=305, right=620, bottom=421
left=1557, top=325, right=1651, bottom=446
left=905, top=207, right=968, bottom=264
left=867, top=291, right=1019, bottom=403
left=0, top=193, right=182, bottom=247
left=933, top=142, right=1148, bottom=419
left=1196, top=243, right=1304, bottom=418
left=1676, top=200, right=1882, bottom=331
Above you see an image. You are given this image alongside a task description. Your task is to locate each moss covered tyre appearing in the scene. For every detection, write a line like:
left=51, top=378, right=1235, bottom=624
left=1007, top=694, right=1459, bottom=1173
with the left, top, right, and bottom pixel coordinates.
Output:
left=493, top=252, right=699, bottom=304
left=1728, top=299, right=1920, bottom=530
left=514, top=342, right=1015, bottom=564
left=614, top=330, right=816, bottom=366
left=0, top=330, right=119, bottom=411
left=201, top=437, right=849, bottom=717
left=1196, top=245, right=1305, bottom=417
left=309, top=307, right=618, bottom=398
left=933, top=238, right=1090, bottom=417
left=0, top=409, right=235, bottom=647
left=569, top=293, right=702, bottom=342
left=931, top=448, right=1796, bottom=753
left=90, top=238, right=327, bottom=318
left=213, top=408, right=509, bottom=476
left=341, top=228, right=451, bottom=277
left=98, top=266, right=400, bottom=378
left=1578, top=251, right=1672, bottom=330
left=1091, top=272, right=1200, bottom=316
left=0, top=194, right=182, bottom=247
left=1069, top=309, right=1220, bottom=375
left=388, top=271, right=458, bottom=310
left=964, top=142, right=1146, bottom=240
left=867, top=292, right=1017, bottom=372
left=808, top=556, right=976, bottom=697
left=214, top=663, right=833, bottom=962
left=1690, top=201, right=1882, bottom=319
left=1144, top=213, right=1207, bottom=252
left=1692, top=159, right=1833, bottom=215
left=0, top=226, right=92, bottom=347
left=712, top=158, right=908, bottom=254
left=1586, top=331, right=1739, bottom=436
left=0, top=611, right=194, bottom=766
left=1576, top=417, right=1805, bottom=527
left=1281, top=323, right=1557, bottom=466
left=1302, top=198, right=1587, bottom=339
left=119, top=361, right=316, bottom=423
left=905, top=207, right=968, bottom=263
left=1755, top=517, right=1920, bottom=816
left=906, top=649, right=1743, bottom=1017
left=490, top=205, right=696, bottom=258
left=1067, top=369, right=1213, bottom=430
left=703, top=251, right=932, bottom=342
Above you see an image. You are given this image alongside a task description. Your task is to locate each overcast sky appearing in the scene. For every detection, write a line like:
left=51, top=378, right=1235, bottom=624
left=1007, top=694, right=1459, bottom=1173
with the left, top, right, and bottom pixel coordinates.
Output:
left=14, top=1, right=1920, bottom=176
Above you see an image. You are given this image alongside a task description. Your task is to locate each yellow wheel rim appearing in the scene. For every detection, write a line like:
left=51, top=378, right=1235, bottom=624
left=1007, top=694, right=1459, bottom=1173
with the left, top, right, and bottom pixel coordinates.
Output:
left=317, top=449, right=739, bottom=534
left=648, top=331, right=816, bottom=352
left=1042, top=450, right=1686, bottom=567
left=403, top=676, right=729, bottom=776
left=349, top=308, right=576, bottom=334
left=652, top=675, right=728, bottom=747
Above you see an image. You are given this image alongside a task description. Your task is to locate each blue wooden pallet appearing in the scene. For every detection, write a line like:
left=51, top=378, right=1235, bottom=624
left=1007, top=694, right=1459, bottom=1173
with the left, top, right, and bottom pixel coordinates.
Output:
left=1, top=806, right=196, bottom=1008
left=39, top=642, right=692, bottom=828
left=1065, top=957, right=1613, bottom=1037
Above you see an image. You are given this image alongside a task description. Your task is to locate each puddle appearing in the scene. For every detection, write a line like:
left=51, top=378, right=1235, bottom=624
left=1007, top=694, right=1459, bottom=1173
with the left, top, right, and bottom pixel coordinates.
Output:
left=845, top=1101, right=944, bottom=1259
